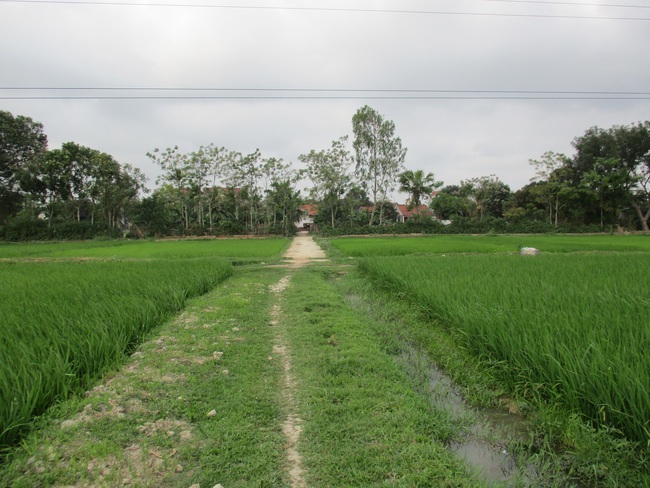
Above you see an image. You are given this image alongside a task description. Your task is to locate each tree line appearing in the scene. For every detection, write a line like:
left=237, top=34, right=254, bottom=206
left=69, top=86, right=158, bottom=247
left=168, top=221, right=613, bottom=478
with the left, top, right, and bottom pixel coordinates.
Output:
left=1, top=107, right=649, bottom=240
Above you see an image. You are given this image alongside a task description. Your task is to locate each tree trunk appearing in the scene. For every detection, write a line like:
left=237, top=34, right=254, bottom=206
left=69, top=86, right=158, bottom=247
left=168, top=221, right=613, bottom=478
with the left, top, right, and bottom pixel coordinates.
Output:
left=632, top=203, right=650, bottom=231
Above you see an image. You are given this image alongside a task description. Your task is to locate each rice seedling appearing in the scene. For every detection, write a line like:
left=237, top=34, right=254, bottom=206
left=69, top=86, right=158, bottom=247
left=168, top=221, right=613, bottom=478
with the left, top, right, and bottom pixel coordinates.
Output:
left=330, top=234, right=650, bottom=256
left=356, top=253, right=650, bottom=445
left=0, top=237, right=290, bottom=260
left=0, top=258, right=232, bottom=450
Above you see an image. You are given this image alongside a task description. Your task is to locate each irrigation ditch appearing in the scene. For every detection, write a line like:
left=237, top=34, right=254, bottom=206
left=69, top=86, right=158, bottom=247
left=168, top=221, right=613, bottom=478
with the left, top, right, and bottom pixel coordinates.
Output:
left=344, top=287, right=559, bottom=487
left=278, top=235, right=575, bottom=486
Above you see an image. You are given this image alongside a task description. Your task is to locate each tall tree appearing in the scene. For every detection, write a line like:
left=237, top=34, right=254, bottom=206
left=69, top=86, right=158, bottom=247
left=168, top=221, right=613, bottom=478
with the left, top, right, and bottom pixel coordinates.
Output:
left=529, top=151, right=574, bottom=227
left=352, top=106, right=406, bottom=225
left=148, top=146, right=191, bottom=230
left=0, top=111, right=48, bottom=220
left=23, top=149, right=73, bottom=224
left=572, top=122, right=650, bottom=229
left=299, top=136, right=352, bottom=227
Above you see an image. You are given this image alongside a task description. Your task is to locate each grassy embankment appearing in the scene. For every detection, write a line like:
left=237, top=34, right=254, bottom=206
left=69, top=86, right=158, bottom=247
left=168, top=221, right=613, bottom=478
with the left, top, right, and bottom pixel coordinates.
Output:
left=279, top=267, right=489, bottom=486
left=0, top=238, right=289, bottom=452
left=1, top=265, right=291, bottom=487
left=328, top=234, right=650, bottom=485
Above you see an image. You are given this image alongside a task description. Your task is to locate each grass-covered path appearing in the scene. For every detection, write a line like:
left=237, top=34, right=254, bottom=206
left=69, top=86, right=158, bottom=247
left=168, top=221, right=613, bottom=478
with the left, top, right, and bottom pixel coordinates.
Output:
left=1, top=237, right=491, bottom=487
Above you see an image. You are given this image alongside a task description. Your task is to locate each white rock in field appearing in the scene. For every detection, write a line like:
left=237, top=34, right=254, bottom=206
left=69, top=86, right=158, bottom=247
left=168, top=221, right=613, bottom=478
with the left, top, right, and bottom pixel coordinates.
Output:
left=214, top=485, right=224, bottom=488
left=60, top=419, right=78, bottom=430
left=520, top=247, right=540, bottom=256
left=207, top=409, right=217, bottom=417
left=213, top=351, right=223, bottom=360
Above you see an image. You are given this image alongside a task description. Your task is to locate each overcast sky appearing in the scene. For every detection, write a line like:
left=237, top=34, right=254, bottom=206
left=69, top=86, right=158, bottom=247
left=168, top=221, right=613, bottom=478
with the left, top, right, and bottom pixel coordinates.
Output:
left=2, top=0, right=649, bottom=199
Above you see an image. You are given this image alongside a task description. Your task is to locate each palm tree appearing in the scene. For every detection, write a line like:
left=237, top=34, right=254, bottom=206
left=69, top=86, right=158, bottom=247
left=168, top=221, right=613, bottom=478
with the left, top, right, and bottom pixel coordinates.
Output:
left=398, top=169, right=442, bottom=210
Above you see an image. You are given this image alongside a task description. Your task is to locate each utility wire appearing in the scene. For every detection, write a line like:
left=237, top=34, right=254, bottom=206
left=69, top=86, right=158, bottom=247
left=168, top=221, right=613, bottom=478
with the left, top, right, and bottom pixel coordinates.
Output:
left=2, top=95, right=649, bottom=100
left=1, top=0, right=649, bottom=21
left=2, top=88, right=649, bottom=97
left=483, top=0, right=650, bottom=9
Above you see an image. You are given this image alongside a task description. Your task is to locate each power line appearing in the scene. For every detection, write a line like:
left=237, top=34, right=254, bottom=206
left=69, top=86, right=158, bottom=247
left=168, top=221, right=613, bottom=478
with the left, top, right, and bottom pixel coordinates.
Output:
left=2, top=95, right=649, bottom=100
left=1, top=0, right=649, bottom=21
left=2, top=87, right=649, bottom=96
left=483, top=0, right=650, bottom=9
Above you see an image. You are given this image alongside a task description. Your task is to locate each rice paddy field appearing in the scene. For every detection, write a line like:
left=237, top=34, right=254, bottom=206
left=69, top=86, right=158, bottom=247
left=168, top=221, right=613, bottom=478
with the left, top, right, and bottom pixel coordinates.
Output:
left=0, top=238, right=289, bottom=451
left=331, top=235, right=650, bottom=447
left=0, top=237, right=289, bottom=260
left=329, top=233, right=650, bottom=256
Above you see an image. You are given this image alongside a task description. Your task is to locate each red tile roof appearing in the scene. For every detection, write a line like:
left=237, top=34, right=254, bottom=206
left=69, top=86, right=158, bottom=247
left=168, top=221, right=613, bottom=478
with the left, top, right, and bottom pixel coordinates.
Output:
left=395, top=204, right=433, bottom=218
left=299, top=204, right=318, bottom=216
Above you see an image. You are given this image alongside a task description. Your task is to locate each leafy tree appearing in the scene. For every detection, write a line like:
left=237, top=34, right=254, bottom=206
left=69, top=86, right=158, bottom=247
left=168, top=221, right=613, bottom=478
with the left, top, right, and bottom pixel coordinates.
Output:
left=99, top=163, right=146, bottom=231
left=529, top=151, right=575, bottom=227
left=132, top=192, right=176, bottom=236
left=148, top=146, right=192, bottom=230
left=260, top=156, right=292, bottom=227
left=0, top=111, right=48, bottom=220
left=299, top=136, right=352, bottom=227
left=340, top=185, right=372, bottom=226
left=581, top=157, right=636, bottom=230
left=352, top=105, right=406, bottom=225
left=461, top=175, right=511, bottom=219
left=571, top=122, right=650, bottom=229
left=22, top=149, right=72, bottom=224
left=430, top=185, right=472, bottom=220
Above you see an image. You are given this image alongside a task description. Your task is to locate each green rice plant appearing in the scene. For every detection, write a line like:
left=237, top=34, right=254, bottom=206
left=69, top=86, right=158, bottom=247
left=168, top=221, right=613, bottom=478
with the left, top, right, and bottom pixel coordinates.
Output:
left=0, top=259, right=232, bottom=450
left=357, top=254, right=650, bottom=445
left=331, top=234, right=650, bottom=256
left=0, top=237, right=290, bottom=260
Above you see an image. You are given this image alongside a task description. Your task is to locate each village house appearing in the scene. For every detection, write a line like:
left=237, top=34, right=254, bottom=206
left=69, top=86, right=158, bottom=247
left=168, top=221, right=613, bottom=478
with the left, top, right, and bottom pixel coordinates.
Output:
left=393, top=203, right=434, bottom=223
left=297, top=204, right=318, bottom=231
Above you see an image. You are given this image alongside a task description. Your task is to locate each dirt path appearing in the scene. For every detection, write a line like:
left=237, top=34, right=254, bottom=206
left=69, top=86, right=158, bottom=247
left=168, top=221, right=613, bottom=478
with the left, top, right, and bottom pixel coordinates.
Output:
left=270, top=234, right=328, bottom=487
left=280, top=232, right=328, bottom=268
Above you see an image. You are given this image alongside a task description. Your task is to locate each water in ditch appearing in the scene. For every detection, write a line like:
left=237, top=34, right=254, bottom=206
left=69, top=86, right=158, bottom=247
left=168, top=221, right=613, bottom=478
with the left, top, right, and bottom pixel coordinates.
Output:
left=399, top=345, right=539, bottom=486
left=344, top=289, right=537, bottom=484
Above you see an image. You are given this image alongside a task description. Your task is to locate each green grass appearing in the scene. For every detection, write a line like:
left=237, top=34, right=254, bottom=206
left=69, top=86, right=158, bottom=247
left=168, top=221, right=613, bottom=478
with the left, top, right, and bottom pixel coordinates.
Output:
left=329, top=234, right=650, bottom=256
left=0, top=266, right=289, bottom=487
left=356, top=253, right=650, bottom=447
left=0, top=259, right=232, bottom=450
left=281, top=267, right=486, bottom=487
left=0, top=237, right=290, bottom=260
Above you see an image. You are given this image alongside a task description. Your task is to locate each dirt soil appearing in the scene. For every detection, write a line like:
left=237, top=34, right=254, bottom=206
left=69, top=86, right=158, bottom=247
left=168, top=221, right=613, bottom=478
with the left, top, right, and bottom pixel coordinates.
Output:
left=280, top=233, right=328, bottom=268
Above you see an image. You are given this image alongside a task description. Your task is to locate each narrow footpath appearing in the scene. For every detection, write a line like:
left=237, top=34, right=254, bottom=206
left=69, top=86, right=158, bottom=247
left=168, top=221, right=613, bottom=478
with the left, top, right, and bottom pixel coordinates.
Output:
left=269, top=233, right=328, bottom=487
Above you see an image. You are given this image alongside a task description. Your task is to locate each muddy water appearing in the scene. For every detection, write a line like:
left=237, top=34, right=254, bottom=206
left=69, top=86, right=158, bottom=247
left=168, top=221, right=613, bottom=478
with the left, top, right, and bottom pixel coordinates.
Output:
left=399, top=345, right=537, bottom=486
